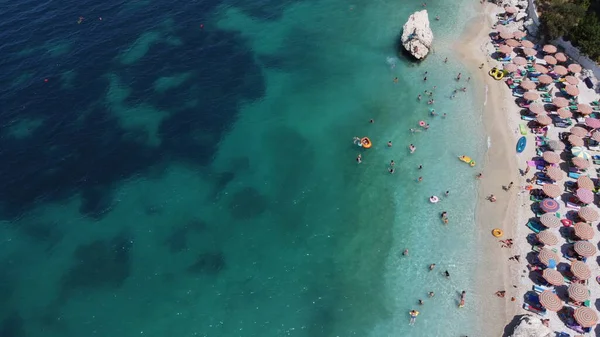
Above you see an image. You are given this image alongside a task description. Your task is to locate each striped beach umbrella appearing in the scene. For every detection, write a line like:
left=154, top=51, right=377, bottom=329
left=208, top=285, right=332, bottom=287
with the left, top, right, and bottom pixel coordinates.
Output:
left=576, top=188, right=594, bottom=204
left=542, top=268, right=564, bottom=285
left=571, top=146, right=591, bottom=160
left=570, top=260, right=591, bottom=280
left=568, top=135, right=584, bottom=147
left=585, top=118, right=600, bottom=129
left=521, top=40, right=534, bottom=48
left=578, top=206, right=599, bottom=222
left=538, top=248, right=560, bottom=266
left=543, top=45, right=557, bottom=54
left=574, top=307, right=598, bottom=327
left=553, top=65, right=568, bottom=76
left=537, top=230, right=558, bottom=245
left=542, top=184, right=562, bottom=198
left=577, top=176, right=594, bottom=190
left=574, top=222, right=594, bottom=240
left=539, top=290, right=563, bottom=311
left=557, top=108, right=572, bottom=119
left=569, top=284, right=591, bottom=302
left=540, top=201, right=561, bottom=215
left=574, top=240, right=597, bottom=256
left=546, top=166, right=564, bottom=181
left=570, top=126, right=588, bottom=137
left=555, top=52, right=567, bottom=62
left=543, top=151, right=560, bottom=163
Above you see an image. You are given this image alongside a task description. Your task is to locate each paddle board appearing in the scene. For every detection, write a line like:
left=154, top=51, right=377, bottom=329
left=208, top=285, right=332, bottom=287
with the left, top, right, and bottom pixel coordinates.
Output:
left=516, top=136, right=527, bottom=153
left=519, top=124, right=527, bottom=135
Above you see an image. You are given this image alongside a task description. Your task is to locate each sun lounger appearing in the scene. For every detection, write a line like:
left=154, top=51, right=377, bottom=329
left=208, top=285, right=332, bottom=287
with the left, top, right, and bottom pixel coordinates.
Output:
left=521, top=115, right=535, bottom=121
left=566, top=201, right=581, bottom=209
left=523, top=303, right=547, bottom=316
left=533, top=284, right=553, bottom=293
left=513, top=92, right=524, bottom=98
left=527, top=220, right=545, bottom=233
left=568, top=172, right=580, bottom=179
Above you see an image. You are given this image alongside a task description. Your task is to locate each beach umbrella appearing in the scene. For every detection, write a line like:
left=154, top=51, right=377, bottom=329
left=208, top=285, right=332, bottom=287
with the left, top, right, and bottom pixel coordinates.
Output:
left=539, top=290, right=563, bottom=311
left=521, top=40, right=535, bottom=48
left=500, top=31, right=514, bottom=39
left=538, top=75, right=553, bottom=84
left=570, top=126, right=588, bottom=137
left=568, top=63, right=582, bottom=73
left=553, top=65, right=568, bottom=76
left=505, top=39, right=521, bottom=47
left=524, top=92, right=539, bottom=101
left=536, top=115, right=552, bottom=125
left=565, top=75, right=579, bottom=85
left=543, top=45, right=558, bottom=54
left=576, top=188, right=594, bottom=204
left=498, top=44, right=512, bottom=55
left=548, top=140, right=565, bottom=151
left=540, top=212, right=561, bottom=225
left=533, top=63, right=548, bottom=74
left=572, top=156, right=589, bottom=168
left=555, top=52, right=567, bottom=62
left=520, top=80, right=536, bottom=90
left=573, top=222, right=595, bottom=240
left=571, top=146, right=591, bottom=159
left=538, top=248, right=560, bottom=266
left=570, top=260, right=591, bottom=280
left=553, top=97, right=569, bottom=108
left=542, top=151, right=560, bottom=163
left=557, top=108, right=573, bottom=119
left=537, top=230, right=559, bottom=245
left=514, top=31, right=527, bottom=39
left=565, top=85, right=579, bottom=97
left=593, top=131, right=600, bottom=142
left=544, top=55, right=557, bottom=65
left=542, top=268, right=564, bottom=286
left=575, top=240, right=597, bottom=256
left=585, top=118, right=600, bottom=129
left=577, top=176, right=595, bottom=190
left=504, top=63, right=518, bottom=73
left=524, top=48, right=537, bottom=56
left=529, top=103, right=545, bottom=115
left=577, top=104, right=593, bottom=116
left=569, top=284, right=591, bottom=302
left=574, top=307, right=598, bottom=327
left=542, top=184, right=562, bottom=198
left=546, top=166, right=564, bottom=181
left=505, top=6, right=518, bottom=14
left=513, top=56, right=527, bottom=66
left=569, top=135, right=584, bottom=146
left=578, top=206, right=599, bottom=222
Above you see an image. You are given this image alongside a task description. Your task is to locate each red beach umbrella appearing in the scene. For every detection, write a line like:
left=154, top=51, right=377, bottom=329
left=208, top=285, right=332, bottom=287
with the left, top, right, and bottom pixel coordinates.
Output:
left=506, top=39, right=521, bottom=47
left=578, top=206, right=599, bottom=222
left=577, top=176, right=595, bottom=190
left=520, top=80, right=536, bottom=90
left=543, top=45, right=558, bottom=54
left=537, top=231, right=559, bottom=245
left=542, top=268, right=564, bottom=285
left=539, top=290, right=563, bottom=311
left=565, top=75, right=579, bottom=85
left=540, top=201, right=561, bottom=215
left=557, top=108, right=572, bottom=118
left=500, top=31, right=514, bottom=40
left=574, top=240, right=597, bottom=257
left=529, top=103, right=545, bottom=114
left=499, top=44, right=513, bottom=55
left=574, top=307, right=598, bottom=328
left=538, top=75, right=553, bottom=84
left=504, top=63, right=518, bottom=73
left=513, top=56, right=527, bottom=66
left=570, top=126, right=588, bottom=137
left=570, top=260, right=591, bottom=279
left=565, top=85, right=580, bottom=97
left=573, top=222, right=594, bottom=240
left=585, top=118, right=600, bottom=129
left=542, top=184, right=561, bottom=198
left=572, top=156, right=589, bottom=168
left=576, top=188, right=594, bottom=204
left=569, top=135, right=585, bottom=147
left=543, top=151, right=560, bottom=163
left=524, top=92, right=540, bottom=101
left=578, top=104, right=593, bottom=116
left=536, top=115, right=552, bottom=125
left=538, top=248, right=560, bottom=266
left=569, top=284, right=591, bottom=301
left=524, top=48, right=537, bottom=56
left=546, top=166, right=564, bottom=181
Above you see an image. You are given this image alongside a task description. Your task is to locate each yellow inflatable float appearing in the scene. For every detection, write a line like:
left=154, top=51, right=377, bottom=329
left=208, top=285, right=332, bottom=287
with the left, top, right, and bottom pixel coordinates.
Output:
left=458, top=155, right=476, bottom=167
left=492, top=228, right=503, bottom=238
left=489, top=67, right=504, bottom=81
left=361, top=137, right=372, bottom=149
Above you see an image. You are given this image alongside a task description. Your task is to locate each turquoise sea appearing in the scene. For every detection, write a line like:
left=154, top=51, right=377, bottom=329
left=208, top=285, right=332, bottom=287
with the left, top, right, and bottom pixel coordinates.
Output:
left=0, top=0, right=489, bottom=336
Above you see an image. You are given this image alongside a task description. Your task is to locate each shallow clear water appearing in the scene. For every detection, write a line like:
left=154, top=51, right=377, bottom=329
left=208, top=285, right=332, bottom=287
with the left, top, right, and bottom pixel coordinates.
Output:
left=0, top=0, right=488, bottom=336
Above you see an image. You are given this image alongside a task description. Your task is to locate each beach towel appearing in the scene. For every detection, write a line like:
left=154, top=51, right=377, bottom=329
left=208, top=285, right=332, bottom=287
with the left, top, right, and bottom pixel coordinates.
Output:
left=527, top=160, right=545, bottom=167
left=566, top=201, right=581, bottom=209
left=568, top=172, right=581, bottom=179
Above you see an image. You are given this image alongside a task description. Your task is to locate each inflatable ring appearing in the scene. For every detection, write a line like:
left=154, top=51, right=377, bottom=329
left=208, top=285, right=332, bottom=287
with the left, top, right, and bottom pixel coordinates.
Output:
left=429, top=196, right=439, bottom=203
left=492, top=228, right=503, bottom=238
left=469, top=161, right=476, bottom=167
left=419, top=120, right=426, bottom=127
left=361, top=137, right=372, bottom=149
left=525, top=185, right=533, bottom=190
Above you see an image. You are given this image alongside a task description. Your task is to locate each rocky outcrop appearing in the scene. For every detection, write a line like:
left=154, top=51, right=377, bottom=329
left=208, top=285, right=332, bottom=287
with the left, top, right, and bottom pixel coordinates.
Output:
left=401, top=10, right=433, bottom=60
left=509, top=315, right=553, bottom=337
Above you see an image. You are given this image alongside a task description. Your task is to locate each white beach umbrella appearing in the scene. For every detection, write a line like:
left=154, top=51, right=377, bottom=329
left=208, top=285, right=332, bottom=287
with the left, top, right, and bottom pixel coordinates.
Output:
left=571, top=146, right=591, bottom=160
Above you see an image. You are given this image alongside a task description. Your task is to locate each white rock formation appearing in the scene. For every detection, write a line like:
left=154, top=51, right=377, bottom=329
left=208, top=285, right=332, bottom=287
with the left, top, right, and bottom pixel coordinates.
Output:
left=401, top=10, right=433, bottom=60
left=509, top=315, right=553, bottom=337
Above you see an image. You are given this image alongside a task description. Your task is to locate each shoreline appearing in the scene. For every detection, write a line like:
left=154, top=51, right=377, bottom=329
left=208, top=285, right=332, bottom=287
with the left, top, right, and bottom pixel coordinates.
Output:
left=455, top=2, right=521, bottom=333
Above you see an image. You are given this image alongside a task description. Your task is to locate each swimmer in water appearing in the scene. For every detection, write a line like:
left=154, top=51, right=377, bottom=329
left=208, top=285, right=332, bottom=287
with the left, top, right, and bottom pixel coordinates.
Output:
left=409, top=144, right=416, bottom=153
left=356, top=154, right=362, bottom=164
left=388, top=141, right=393, bottom=147
left=394, top=77, right=398, bottom=83
left=403, top=249, right=409, bottom=256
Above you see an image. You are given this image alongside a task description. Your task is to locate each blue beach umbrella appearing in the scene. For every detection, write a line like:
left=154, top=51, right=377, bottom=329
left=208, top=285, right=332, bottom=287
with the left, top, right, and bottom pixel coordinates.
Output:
left=571, top=146, right=591, bottom=160
left=540, top=198, right=560, bottom=213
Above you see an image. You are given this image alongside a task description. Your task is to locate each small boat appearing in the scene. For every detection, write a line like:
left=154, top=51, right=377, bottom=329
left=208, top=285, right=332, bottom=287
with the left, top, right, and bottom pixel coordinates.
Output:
left=361, top=137, right=372, bottom=149
left=516, top=136, right=527, bottom=153
left=458, top=155, right=476, bottom=167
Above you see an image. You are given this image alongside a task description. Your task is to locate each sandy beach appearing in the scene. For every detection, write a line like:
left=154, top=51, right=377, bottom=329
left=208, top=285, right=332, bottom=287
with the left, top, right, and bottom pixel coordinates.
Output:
left=457, top=1, right=600, bottom=335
